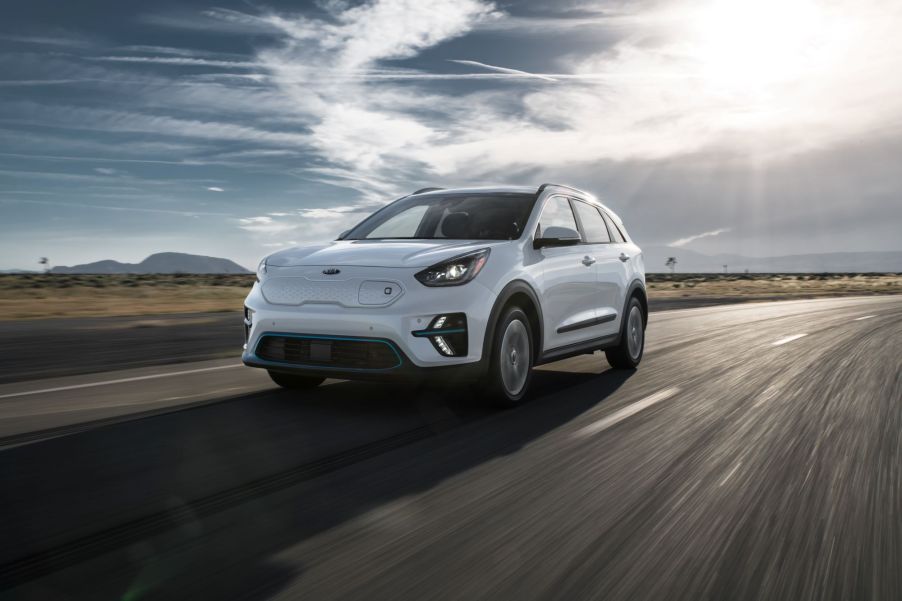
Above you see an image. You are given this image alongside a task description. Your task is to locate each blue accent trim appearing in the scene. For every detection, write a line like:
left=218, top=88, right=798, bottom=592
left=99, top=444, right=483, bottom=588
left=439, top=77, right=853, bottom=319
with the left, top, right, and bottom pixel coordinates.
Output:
left=411, top=328, right=467, bottom=337
left=252, top=332, right=403, bottom=371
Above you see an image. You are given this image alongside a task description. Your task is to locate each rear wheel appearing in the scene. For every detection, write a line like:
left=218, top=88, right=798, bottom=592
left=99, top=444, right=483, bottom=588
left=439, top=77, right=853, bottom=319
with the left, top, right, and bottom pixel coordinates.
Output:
left=482, top=307, right=534, bottom=407
left=268, top=370, right=325, bottom=389
left=605, top=296, right=645, bottom=369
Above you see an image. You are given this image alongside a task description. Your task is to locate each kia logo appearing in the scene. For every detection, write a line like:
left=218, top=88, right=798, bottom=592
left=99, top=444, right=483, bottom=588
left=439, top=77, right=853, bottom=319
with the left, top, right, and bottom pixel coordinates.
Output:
left=322, top=268, right=341, bottom=275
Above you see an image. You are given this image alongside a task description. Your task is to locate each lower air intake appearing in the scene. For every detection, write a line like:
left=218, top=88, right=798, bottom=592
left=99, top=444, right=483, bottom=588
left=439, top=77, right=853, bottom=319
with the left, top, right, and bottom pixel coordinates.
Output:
left=256, top=335, right=401, bottom=370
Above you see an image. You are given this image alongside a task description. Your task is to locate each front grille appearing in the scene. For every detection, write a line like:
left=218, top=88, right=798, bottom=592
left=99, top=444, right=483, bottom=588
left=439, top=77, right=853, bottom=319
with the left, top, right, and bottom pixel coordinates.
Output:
left=256, top=335, right=401, bottom=370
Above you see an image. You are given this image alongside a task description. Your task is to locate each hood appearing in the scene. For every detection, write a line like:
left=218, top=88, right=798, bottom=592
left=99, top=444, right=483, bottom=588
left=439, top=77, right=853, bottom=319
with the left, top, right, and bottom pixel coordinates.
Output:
left=265, top=240, right=509, bottom=269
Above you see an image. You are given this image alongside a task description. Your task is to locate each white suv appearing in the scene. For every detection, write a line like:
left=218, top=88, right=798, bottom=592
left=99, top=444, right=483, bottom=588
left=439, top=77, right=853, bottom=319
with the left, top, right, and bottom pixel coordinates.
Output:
left=243, top=184, right=646, bottom=405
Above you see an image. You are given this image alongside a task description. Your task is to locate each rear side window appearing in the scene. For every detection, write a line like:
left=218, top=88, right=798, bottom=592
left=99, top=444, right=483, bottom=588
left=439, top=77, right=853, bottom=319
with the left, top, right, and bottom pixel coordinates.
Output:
left=537, top=195, right=578, bottom=236
left=601, top=211, right=627, bottom=243
left=572, top=200, right=611, bottom=243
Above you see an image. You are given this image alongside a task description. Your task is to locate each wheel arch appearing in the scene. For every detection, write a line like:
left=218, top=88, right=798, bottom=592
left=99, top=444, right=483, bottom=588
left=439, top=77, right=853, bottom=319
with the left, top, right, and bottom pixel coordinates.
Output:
left=625, top=279, right=648, bottom=326
left=482, top=279, right=544, bottom=363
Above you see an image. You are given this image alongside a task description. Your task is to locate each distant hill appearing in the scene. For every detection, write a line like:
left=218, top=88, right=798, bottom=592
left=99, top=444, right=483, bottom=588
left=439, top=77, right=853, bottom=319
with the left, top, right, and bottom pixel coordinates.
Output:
left=50, top=252, right=251, bottom=274
left=644, top=247, right=902, bottom=273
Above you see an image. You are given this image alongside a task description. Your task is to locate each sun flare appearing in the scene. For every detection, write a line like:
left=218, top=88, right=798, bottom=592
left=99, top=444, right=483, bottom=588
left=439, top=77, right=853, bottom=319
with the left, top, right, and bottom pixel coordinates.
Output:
left=688, top=0, right=831, bottom=94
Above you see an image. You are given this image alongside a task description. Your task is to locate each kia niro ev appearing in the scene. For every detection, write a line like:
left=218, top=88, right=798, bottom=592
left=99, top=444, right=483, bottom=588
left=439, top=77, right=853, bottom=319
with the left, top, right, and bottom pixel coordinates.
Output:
left=243, top=184, right=647, bottom=406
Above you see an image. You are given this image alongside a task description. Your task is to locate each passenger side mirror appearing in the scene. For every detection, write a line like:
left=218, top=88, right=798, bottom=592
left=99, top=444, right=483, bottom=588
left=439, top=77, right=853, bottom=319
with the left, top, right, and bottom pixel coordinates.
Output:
left=533, top=226, right=581, bottom=249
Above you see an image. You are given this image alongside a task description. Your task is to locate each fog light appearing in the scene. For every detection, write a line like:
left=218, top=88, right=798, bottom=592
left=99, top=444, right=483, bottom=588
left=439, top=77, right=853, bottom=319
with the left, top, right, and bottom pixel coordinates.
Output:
left=412, top=313, right=467, bottom=357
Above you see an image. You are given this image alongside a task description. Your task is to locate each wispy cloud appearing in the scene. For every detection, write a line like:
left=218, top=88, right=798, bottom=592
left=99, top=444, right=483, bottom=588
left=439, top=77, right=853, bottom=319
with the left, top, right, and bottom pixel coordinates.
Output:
left=0, top=34, right=92, bottom=47
left=1, top=197, right=233, bottom=217
left=670, top=228, right=732, bottom=248
left=448, top=59, right=557, bottom=82
left=0, top=79, right=88, bottom=86
left=91, top=56, right=259, bottom=69
left=206, top=186, right=225, bottom=192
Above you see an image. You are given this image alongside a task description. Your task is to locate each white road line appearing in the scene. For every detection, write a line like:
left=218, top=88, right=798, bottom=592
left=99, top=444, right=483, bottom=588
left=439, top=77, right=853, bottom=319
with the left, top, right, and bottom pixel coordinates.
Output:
left=719, top=462, right=742, bottom=486
left=772, top=334, right=807, bottom=346
left=573, top=387, right=680, bottom=438
left=0, top=364, right=243, bottom=400
left=854, top=315, right=876, bottom=321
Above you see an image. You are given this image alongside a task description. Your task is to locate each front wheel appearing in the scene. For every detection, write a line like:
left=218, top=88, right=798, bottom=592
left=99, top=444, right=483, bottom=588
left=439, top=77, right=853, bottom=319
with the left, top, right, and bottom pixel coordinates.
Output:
left=605, top=296, right=645, bottom=369
left=268, top=370, right=325, bottom=389
left=481, top=307, right=534, bottom=407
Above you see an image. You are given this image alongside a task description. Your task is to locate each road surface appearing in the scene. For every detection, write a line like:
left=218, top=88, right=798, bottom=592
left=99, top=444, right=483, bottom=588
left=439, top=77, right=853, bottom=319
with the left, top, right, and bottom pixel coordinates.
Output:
left=0, top=295, right=900, bottom=600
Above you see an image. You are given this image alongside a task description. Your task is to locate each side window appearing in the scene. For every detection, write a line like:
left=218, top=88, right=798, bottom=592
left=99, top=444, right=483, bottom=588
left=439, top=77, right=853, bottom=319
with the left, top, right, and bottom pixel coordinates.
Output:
left=572, top=201, right=611, bottom=243
left=601, top=210, right=626, bottom=243
left=537, top=196, right=578, bottom=237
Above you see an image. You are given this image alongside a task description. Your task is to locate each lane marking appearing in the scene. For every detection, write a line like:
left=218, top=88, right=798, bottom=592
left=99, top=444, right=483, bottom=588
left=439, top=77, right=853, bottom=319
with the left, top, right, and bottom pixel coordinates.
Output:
left=854, top=315, right=876, bottom=321
left=772, top=334, right=807, bottom=346
left=719, top=461, right=742, bottom=486
left=0, top=364, right=243, bottom=400
left=573, top=387, right=680, bottom=438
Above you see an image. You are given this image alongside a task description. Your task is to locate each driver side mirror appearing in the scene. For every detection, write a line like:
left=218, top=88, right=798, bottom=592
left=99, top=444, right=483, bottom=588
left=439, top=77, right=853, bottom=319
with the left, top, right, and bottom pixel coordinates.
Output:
left=533, top=226, right=581, bottom=249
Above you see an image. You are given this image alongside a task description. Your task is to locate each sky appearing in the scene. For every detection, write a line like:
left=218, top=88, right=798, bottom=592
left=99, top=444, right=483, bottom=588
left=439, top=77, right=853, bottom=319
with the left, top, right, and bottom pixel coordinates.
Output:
left=1, top=0, right=901, bottom=270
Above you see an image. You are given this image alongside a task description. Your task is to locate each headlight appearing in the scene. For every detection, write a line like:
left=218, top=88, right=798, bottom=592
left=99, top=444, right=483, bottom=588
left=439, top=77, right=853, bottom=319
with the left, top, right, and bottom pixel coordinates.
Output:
left=415, top=249, right=490, bottom=287
left=256, top=258, right=268, bottom=282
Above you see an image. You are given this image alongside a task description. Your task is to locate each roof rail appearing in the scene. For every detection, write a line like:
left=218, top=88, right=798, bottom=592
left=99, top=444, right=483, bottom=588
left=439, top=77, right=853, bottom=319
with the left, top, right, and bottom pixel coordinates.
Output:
left=537, top=182, right=592, bottom=198
left=412, top=187, right=444, bottom=195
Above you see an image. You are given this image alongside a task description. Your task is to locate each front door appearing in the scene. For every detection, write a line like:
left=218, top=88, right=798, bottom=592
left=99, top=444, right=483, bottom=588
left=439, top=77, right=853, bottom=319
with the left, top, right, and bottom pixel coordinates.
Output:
left=534, top=195, right=601, bottom=351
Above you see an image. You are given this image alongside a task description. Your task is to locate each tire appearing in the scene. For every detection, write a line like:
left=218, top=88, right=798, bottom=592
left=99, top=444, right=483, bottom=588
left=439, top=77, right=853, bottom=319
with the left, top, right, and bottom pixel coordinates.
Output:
left=481, top=307, right=534, bottom=407
left=605, top=296, right=645, bottom=369
left=268, top=370, right=325, bottom=389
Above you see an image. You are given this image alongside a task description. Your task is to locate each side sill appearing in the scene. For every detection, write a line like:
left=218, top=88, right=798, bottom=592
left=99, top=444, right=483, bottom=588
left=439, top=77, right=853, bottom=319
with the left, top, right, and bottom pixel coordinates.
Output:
left=537, top=334, right=619, bottom=365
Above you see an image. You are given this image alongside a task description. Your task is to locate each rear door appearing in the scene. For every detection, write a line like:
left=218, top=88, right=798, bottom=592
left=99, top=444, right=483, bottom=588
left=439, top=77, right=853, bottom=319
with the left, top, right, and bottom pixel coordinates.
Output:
left=599, top=208, right=634, bottom=331
left=533, top=195, right=600, bottom=351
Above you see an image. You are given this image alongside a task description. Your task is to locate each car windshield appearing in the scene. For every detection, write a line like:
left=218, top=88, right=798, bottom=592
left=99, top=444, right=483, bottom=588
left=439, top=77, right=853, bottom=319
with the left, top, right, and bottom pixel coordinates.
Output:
left=342, top=192, right=538, bottom=241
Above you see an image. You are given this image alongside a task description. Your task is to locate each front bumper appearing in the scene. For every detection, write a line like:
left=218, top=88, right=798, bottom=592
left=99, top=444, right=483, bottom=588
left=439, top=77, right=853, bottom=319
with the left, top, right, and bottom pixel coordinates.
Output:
left=242, top=335, right=486, bottom=382
left=242, top=274, right=495, bottom=380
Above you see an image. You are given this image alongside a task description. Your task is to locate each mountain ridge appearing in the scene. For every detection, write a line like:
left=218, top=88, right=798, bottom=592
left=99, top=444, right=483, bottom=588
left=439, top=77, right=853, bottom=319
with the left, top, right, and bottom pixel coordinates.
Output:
left=50, top=252, right=251, bottom=274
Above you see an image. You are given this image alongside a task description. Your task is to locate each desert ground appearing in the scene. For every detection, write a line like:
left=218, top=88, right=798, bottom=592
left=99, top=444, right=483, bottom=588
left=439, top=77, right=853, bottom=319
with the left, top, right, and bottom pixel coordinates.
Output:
left=0, top=272, right=899, bottom=320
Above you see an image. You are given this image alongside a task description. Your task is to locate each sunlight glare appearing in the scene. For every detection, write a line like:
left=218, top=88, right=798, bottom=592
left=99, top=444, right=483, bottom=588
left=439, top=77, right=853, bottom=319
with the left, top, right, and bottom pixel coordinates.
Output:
left=690, top=0, right=827, bottom=94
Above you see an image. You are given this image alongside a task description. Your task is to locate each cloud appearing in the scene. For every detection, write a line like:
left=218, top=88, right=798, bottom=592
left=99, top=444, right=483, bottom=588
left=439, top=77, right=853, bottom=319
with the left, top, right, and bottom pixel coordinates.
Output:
left=206, top=186, right=225, bottom=192
left=7, top=103, right=309, bottom=145
left=670, top=228, right=732, bottom=248
left=238, top=206, right=369, bottom=241
left=91, top=56, right=260, bottom=69
left=94, top=167, right=120, bottom=175
left=448, top=59, right=558, bottom=82
left=2, top=197, right=232, bottom=217
left=237, top=216, right=297, bottom=234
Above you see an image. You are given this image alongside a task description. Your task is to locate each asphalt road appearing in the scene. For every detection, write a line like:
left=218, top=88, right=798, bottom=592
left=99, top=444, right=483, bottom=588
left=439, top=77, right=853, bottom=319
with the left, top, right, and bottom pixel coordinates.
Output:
left=1, top=295, right=900, bottom=600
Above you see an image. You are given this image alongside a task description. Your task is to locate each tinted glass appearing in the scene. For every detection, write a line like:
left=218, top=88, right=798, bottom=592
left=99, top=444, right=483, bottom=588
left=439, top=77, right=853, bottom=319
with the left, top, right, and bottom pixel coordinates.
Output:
left=573, top=201, right=611, bottom=243
left=537, top=196, right=578, bottom=236
left=601, top=211, right=626, bottom=243
left=344, top=193, right=537, bottom=240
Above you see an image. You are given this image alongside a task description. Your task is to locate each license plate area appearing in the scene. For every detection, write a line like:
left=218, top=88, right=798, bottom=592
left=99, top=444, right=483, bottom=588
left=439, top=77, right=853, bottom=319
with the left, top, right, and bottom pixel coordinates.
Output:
left=308, top=340, right=332, bottom=362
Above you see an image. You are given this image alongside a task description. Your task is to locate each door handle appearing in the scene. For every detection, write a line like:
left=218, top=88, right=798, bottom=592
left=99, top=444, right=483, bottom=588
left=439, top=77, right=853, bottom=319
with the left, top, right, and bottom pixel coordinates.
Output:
left=582, top=256, right=596, bottom=266
left=619, top=253, right=630, bottom=262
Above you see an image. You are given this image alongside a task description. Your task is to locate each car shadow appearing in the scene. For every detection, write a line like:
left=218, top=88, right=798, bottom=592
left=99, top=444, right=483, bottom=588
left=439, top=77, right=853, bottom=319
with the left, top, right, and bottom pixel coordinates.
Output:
left=3, top=356, right=634, bottom=600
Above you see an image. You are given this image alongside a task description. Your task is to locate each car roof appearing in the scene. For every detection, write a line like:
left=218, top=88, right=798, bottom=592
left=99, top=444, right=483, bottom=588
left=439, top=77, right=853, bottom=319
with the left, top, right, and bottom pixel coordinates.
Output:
left=411, top=185, right=539, bottom=196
